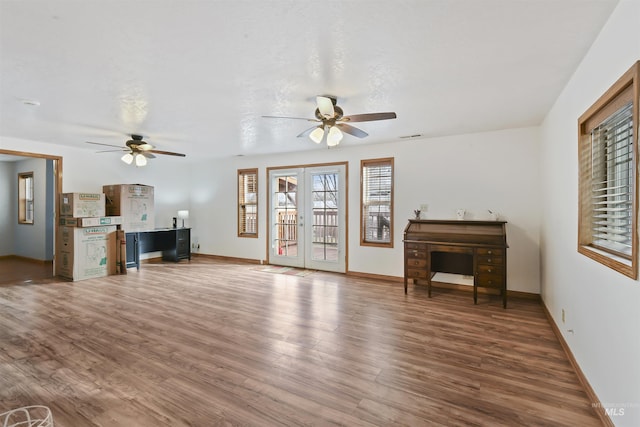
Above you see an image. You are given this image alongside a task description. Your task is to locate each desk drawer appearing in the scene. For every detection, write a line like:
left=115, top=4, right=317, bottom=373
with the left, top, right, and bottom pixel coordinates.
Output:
left=407, top=258, right=427, bottom=268
left=407, top=249, right=427, bottom=259
left=430, top=244, right=473, bottom=254
left=476, top=273, right=504, bottom=288
left=477, top=255, right=503, bottom=265
left=407, top=268, right=427, bottom=279
left=477, top=248, right=504, bottom=257
left=476, top=264, right=502, bottom=274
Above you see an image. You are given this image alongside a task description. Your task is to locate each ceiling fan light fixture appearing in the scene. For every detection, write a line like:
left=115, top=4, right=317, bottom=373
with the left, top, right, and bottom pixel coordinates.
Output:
left=135, top=153, right=147, bottom=167
left=327, top=126, right=343, bottom=147
left=121, top=152, right=134, bottom=164
left=309, top=126, right=325, bottom=144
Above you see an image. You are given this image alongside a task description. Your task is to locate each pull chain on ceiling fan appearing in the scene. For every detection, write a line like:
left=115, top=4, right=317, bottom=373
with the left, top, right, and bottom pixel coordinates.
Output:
left=263, top=95, right=397, bottom=147
left=85, top=134, right=186, bottom=166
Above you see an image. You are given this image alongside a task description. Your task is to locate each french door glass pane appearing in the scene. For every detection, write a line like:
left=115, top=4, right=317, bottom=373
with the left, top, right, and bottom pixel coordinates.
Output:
left=311, top=173, right=338, bottom=262
left=274, top=175, right=298, bottom=256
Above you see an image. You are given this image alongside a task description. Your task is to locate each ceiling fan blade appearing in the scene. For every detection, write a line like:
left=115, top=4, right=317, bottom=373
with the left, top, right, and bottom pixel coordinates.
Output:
left=95, top=149, right=128, bottom=153
left=262, top=115, right=319, bottom=122
left=336, top=123, right=368, bottom=138
left=148, top=149, right=186, bottom=157
left=141, top=152, right=156, bottom=159
left=341, top=112, right=397, bottom=123
left=85, top=141, right=124, bottom=149
left=297, top=125, right=321, bottom=138
left=316, top=96, right=335, bottom=118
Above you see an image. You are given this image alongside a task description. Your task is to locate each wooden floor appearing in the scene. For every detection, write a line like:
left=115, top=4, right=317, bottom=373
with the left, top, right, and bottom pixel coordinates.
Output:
left=0, top=256, right=54, bottom=286
left=0, top=257, right=602, bottom=426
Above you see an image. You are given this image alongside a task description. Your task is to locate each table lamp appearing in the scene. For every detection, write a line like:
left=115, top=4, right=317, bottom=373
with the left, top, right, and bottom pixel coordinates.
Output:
left=177, top=210, right=189, bottom=228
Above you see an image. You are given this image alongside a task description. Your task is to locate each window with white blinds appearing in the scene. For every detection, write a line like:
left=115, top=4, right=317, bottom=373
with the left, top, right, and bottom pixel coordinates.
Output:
left=238, top=168, right=258, bottom=237
left=578, top=61, right=639, bottom=279
left=361, top=158, right=393, bottom=247
left=590, top=103, right=633, bottom=256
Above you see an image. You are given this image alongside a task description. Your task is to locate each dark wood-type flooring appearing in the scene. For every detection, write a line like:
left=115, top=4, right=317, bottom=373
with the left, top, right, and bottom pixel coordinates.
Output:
left=0, top=257, right=602, bottom=426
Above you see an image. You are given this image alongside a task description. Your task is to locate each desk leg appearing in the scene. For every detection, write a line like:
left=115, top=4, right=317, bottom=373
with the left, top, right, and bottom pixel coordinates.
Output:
left=135, top=234, right=141, bottom=271
left=503, top=286, right=507, bottom=309
left=473, top=278, right=478, bottom=304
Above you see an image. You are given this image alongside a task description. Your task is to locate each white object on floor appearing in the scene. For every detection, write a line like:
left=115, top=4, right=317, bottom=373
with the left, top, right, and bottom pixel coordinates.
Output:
left=0, top=406, right=53, bottom=427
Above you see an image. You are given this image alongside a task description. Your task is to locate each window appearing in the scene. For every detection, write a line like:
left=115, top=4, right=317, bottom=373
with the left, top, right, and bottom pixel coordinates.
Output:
left=578, top=61, right=639, bottom=278
left=361, top=157, right=394, bottom=247
left=238, top=168, right=258, bottom=237
left=18, top=172, right=34, bottom=224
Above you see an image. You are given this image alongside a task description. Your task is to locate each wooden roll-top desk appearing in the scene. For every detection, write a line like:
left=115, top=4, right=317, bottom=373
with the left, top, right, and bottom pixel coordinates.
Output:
left=403, top=220, right=508, bottom=308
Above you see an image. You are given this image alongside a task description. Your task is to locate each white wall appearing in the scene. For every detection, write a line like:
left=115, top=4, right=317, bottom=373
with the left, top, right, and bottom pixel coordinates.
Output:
left=540, top=1, right=640, bottom=425
left=0, top=162, right=13, bottom=256
left=190, top=126, right=541, bottom=293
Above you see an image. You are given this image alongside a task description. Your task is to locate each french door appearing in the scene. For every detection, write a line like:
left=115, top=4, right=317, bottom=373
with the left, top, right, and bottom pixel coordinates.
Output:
left=269, top=164, right=346, bottom=273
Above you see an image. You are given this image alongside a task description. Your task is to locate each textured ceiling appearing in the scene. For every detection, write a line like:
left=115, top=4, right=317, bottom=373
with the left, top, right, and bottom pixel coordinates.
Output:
left=0, top=0, right=618, bottom=161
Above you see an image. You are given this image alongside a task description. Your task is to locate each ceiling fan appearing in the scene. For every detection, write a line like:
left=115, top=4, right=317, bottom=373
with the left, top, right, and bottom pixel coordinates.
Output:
left=263, top=96, right=397, bottom=147
left=85, top=134, right=186, bottom=167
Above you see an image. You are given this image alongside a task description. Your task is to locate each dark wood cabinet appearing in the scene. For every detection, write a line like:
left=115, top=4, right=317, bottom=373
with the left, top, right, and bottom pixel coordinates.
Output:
left=162, top=228, right=191, bottom=262
left=126, top=228, right=191, bottom=269
left=403, top=220, right=508, bottom=308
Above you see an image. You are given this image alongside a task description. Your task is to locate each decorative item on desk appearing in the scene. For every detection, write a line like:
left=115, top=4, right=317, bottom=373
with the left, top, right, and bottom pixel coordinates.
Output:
left=172, top=217, right=177, bottom=228
left=456, top=209, right=465, bottom=220
left=488, top=210, right=499, bottom=221
left=413, top=209, right=421, bottom=220
left=177, top=210, right=189, bottom=228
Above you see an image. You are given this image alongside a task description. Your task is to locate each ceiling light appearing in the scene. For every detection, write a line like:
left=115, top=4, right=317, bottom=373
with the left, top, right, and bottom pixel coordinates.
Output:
left=327, top=126, right=343, bottom=147
left=135, top=153, right=147, bottom=167
left=21, top=99, right=41, bottom=107
left=309, top=126, right=325, bottom=144
left=121, top=152, right=134, bottom=164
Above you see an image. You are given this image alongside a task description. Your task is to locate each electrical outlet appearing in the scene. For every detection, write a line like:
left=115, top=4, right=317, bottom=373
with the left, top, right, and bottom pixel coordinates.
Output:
left=562, top=309, right=565, bottom=323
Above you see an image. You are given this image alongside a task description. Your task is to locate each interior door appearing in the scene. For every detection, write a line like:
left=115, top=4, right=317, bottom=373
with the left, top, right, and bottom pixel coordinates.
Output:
left=269, top=164, right=346, bottom=273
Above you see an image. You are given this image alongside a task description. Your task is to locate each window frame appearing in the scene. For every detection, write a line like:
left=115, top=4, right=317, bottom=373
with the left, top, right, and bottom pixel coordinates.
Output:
left=237, top=168, right=258, bottom=238
left=578, top=61, right=639, bottom=279
left=360, top=157, right=394, bottom=248
left=18, top=171, right=35, bottom=225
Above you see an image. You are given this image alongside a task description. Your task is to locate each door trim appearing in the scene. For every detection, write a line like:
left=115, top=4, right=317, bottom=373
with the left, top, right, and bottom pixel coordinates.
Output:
left=266, top=161, right=348, bottom=272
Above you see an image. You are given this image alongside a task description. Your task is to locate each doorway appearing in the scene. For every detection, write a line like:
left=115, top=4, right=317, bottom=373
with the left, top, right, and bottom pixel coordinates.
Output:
left=268, top=163, right=347, bottom=273
left=0, top=149, right=62, bottom=278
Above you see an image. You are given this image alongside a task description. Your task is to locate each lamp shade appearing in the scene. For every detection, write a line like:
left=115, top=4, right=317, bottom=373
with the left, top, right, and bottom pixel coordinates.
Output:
left=327, top=126, right=343, bottom=147
left=309, top=126, right=325, bottom=144
left=121, top=153, right=134, bottom=164
left=135, top=154, right=147, bottom=167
